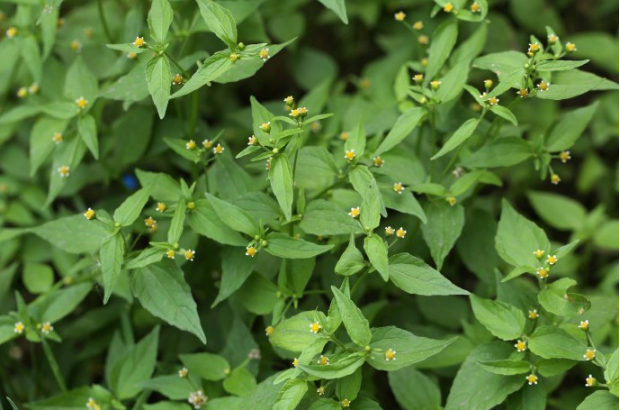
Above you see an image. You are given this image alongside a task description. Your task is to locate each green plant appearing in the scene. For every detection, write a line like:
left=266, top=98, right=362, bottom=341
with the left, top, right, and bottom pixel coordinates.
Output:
left=0, top=0, right=618, bottom=409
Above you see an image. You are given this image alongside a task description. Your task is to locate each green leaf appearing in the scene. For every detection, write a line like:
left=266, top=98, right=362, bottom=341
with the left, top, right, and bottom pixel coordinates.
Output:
left=299, top=352, right=366, bottom=379
left=197, top=0, right=238, bottom=47
left=172, top=53, right=234, bottom=98
left=538, top=278, right=590, bottom=317
left=223, top=366, right=257, bottom=397
left=489, top=105, right=518, bottom=126
left=265, top=233, right=333, bottom=259
left=470, top=294, right=526, bottom=340
left=605, top=349, right=619, bottom=394
left=180, top=352, right=230, bottom=381
left=536, top=358, right=577, bottom=377
left=31, top=215, right=110, bottom=254
left=344, top=121, right=366, bottom=158
left=300, top=200, right=363, bottom=236
left=577, top=391, right=619, bottom=410
left=359, top=179, right=381, bottom=231
left=527, top=191, right=587, bottom=231
left=28, top=283, right=92, bottom=323
left=436, top=60, right=470, bottom=103
left=167, top=199, right=186, bottom=244
left=537, top=59, right=589, bottom=71
left=132, top=260, right=206, bottom=343
left=114, top=188, right=151, bottom=227
left=388, top=366, right=441, bottom=410
left=146, top=56, right=172, bottom=119
left=364, top=234, right=389, bottom=281
left=545, top=102, right=599, bottom=152
left=367, top=326, right=455, bottom=371
left=29, top=116, right=69, bottom=175
left=331, top=286, right=371, bottom=346
left=124, top=247, right=166, bottom=270
left=269, top=154, right=294, bottom=221
left=478, top=360, right=531, bottom=375
left=212, top=247, right=255, bottom=307
left=147, top=0, right=173, bottom=43
left=206, top=193, right=259, bottom=236
left=270, top=311, right=328, bottom=352
left=235, top=273, right=278, bottom=315
left=187, top=199, right=247, bottom=246
left=25, top=386, right=113, bottom=410
left=274, top=379, right=308, bottom=410
left=461, top=137, right=533, bottom=169
left=100, top=234, right=125, bottom=304
left=433, top=118, right=479, bottom=160
left=23, top=262, right=54, bottom=294
left=421, top=202, right=465, bottom=270
left=381, top=187, right=427, bottom=224
left=64, top=56, right=99, bottom=104
left=536, top=70, right=618, bottom=101
left=528, top=326, right=588, bottom=361
left=425, top=19, right=458, bottom=82
left=374, top=108, right=426, bottom=156
left=317, top=0, right=348, bottom=24
left=388, top=252, right=469, bottom=296
left=335, top=235, right=366, bottom=276
left=78, top=114, right=99, bottom=159
left=335, top=368, right=362, bottom=402
left=21, top=35, right=42, bottom=83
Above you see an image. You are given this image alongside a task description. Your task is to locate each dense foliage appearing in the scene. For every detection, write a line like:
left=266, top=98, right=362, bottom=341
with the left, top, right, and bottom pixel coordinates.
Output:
left=0, top=0, right=618, bottom=409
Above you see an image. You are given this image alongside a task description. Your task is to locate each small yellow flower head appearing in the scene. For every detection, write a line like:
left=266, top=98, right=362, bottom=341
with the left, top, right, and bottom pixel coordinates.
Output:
left=348, top=207, right=360, bottom=218
left=213, top=144, right=225, bottom=154
left=156, top=202, right=167, bottom=213
left=40, top=321, right=54, bottom=334
left=246, top=246, right=257, bottom=257
left=526, top=374, right=538, bottom=385
left=265, top=326, right=274, bottom=336
left=127, top=52, right=137, bottom=59
left=17, top=87, right=28, bottom=98
left=57, top=18, right=65, bottom=28
left=385, top=348, right=396, bottom=361
left=178, top=367, right=188, bottom=378
left=339, top=131, right=350, bottom=141
left=309, top=321, right=322, bottom=334
left=184, top=249, right=196, bottom=261
left=76, top=97, right=88, bottom=110
left=413, top=21, right=424, bottom=30
left=430, top=80, right=441, bottom=90
left=248, top=135, right=258, bottom=146
left=565, top=42, right=577, bottom=53
left=394, top=11, right=406, bottom=21
left=317, top=355, right=330, bottom=366
left=202, top=139, right=213, bottom=149
left=229, top=52, right=240, bottom=62
left=265, top=157, right=272, bottom=171
left=187, top=201, right=196, bottom=210
left=517, top=88, right=529, bottom=98
left=444, top=2, right=454, bottom=12
left=289, top=108, right=300, bottom=119
left=446, top=196, right=457, bottom=206
left=84, top=208, right=96, bottom=220
left=533, top=249, right=545, bottom=258
left=536, top=268, right=549, bottom=279
left=528, top=43, right=541, bottom=54
left=550, top=174, right=560, bottom=185
left=317, top=386, right=325, bottom=396
left=396, top=227, right=407, bottom=239
left=70, top=40, right=82, bottom=52
left=144, top=216, right=156, bottom=228
left=537, top=81, right=550, bottom=92
left=187, top=390, right=208, bottom=410
left=292, top=358, right=299, bottom=367
left=547, top=254, right=557, bottom=265
left=385, top=226, right=395, bottom=236
left=484, top=79, right=493, bottom=89
left=172, top=73, right=183, bottom=85
left=58, top=165, right=70, bottom=178
left=418, top=35, right=429, bottom=45
left=413, top=74, right=424, bottom=84
left=585, top=374, right=596, bottom=387
left=259, top=47, right=270, bottom=62
left=584, top=348, right=596, bottom=361
left=6, top=27, right=17, bottom=38
left=344, top=149, right=356, bottom=161
left=579, top=320, right=589, bottom=331
left=84, top=27, right=94, bottom=38
left=310, top=122, right=322, bottom=132
left=515, top=340, right=527, bottom=352
left=470, top=1, right=482, bottom=12
left=133, top=37, right=145, bottom=47
left=260, top=122, right=271, bottom=133
left=29, top=83, right=40, bottom=94
left=421, top=57, right=428, bottom=66
left=283, top=96, right=294, bottom=106
left=341, top=399, right=351, bottom=408
left=298, top=107, right=308, bottom=118
left=470, top=102, right=482, bottom=112
left=560, top=150, right=571, bottom=163
left=86, top=398, right=99, bottom=410
left=548, top=34, right=559, bottom=44
left=373, top=156, right=384, bottom=167
left=14, top=321, right=25, bottom=334
left=487, top=96, right=500, bottom=106
left=393, top=182, right=405, bottom=194
left=186, top=139, right=197, bottom=150
left=528, top=309, right=539, bottom=320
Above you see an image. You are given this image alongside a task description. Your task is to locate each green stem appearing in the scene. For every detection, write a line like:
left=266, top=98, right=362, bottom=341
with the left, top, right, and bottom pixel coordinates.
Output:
left=41, top=338, right=67, bottom=392
left=430, top=109, right=437, bottom=182
left=351, top=269, right=370, bottom=296
left=97, top=0, right=113, bottom=43
left=165, top=52, right=190, bottom=78
left=130, top=390, right=151, bottom=410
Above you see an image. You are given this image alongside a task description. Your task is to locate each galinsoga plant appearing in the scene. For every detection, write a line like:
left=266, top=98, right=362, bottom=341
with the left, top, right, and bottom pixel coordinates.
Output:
left=0, top=0, right=617, bottom=409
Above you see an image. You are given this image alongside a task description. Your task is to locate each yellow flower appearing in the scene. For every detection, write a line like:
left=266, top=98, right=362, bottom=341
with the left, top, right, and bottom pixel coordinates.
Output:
left=418, top=35, right=429, bottom=45
left=14, top=321, right=25, bottom=334
left=178, top=367, right=188, bottom=378
left=40, top=321, right=53, bottom=335
left=188, top=390, right=207, bottom=409
left=172, top=73, right=183, bottom=85
left=470, top=102, right=482, bottom=112
left=202, top=139, right=213, bottom=149
left=470, top=1, right=482, bottom=12
left=283, top=96, right=294, bottom=106
left=213, top=144, right=225, bottom=154
left=340, top=131, right=350, bottom=141
left=260, top=122, right=271, bottom=133
left=166, top=250, right=175, bottom=260
left=229, top=52, right=240, bottom=62
left=560, top=151, right=571, bottom=163
left=127, top=52, right=137, bottom=59
left=84, top=208, right=96, bottom=220
left=6, top=27, right=17, bottom=38
left=17, top=87, right=28, bottom=98
left=144, top=217, right=156, bottom=228
left=133, top=37, right=145, bottom=47
left=579, top=320, right=589, bottom=331
left=536, top=268, right=549, bottom=279
left=259, top=47, right=270, bottom=61
left=585, top=374, right=596, bottom=387
left=186, top=140, right=197, bottom=150
left=289, top=108, right=300, bottom=119
left=187, top=201, right=196, bottom=210
left=292, top=358, right=299, bottom=367
left=317, top=355, right=330, bottom=365
left=444, top=2, right=454, bottom=12
left=537, top=81, right=550, bottom=92
left=394, top=11, right=406, bottom=21
left=547, top=254, right=557, bottom=265
left=515, top=340, right=527, bottom=352
left=548, top=34, right=559, bottom=44
left=385, top=226, right=395, bottom=236
left=344, top=149, right=356, bottom=161
left=413, top=74, right=424, bottom=84
left=533, top=249, right=545, bottom=258
left=528, top=309, right=539, bottom=320
left=341, top=399, right=351, bottom=408
left=393, top=182, right=405, bottom=194
left=565, top=42, right=577, bottom=52
left=84, top=27, right=94, bottom=38
left=184, top=249, right=196, bottom=261
left=484, top=79, right=493, bottom=89
left=487, top=96, right=499, bottom=106
left=265, top=326, right=274, bottom=336
left=359, top=77, right=371, bottom=89
left=517, top=88, right=529, bottom=98
left=584, top=348, right=596, bottom=361
left=29, top=83, right=39, bottom=94
left=248, top=135, right=258, bottom=146
left=396, top=227, right=406, bottom=239
left=246, top=246, right=257, bottom=257
left=373, top=156, right=384, bottom=167
left=413, top=21, right=424, bottom=30
left=317, top=386, right=325, bottom=396
left=421, top=58, right=428, bottom=66
left=298, top=107, right=308, bottom=117
left=58, top=165, right=70, bottom=178
left=446, top=196, right=457, bottom=206
left=550, top=174, right=560, bottom=185
left=528, top=43, right=541, bottom=54
left=86, top=398, right=99, bottom=410
left=70, top=40, right=82, bottom=52
left=156, top=202, right=167, bottom=213
left=430, top=80, right=441, bottom=90
left=76, top=97, right=88, bottom=110
left=526, top=374, right=538, bottom=385
left=309, top=322, right=322, bottom=334
left=385, top=348, right=396, bottom=361
left=348, top=207, right=360, bottom=218
left=57, top=18, right=65, bottom=28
